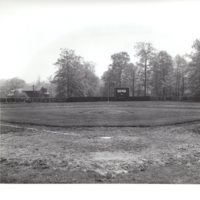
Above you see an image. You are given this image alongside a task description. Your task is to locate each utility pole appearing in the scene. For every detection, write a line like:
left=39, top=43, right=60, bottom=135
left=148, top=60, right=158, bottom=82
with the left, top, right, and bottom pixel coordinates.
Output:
left=132, top=68, right=135, bottom=97
left=107, top=67, right=112, bottom=103
left=144, top=59, right=147, bottom=97
left=108, top=78, right=110, bottom=103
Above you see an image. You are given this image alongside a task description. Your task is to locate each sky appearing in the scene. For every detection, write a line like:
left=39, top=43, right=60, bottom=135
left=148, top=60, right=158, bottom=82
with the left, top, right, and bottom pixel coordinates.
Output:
left=0, top=0, right=200, bottom=83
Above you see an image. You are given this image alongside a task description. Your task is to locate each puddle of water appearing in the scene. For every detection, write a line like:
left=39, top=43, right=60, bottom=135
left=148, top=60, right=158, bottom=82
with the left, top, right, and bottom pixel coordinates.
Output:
left=100, top=136, right=111, bottom=139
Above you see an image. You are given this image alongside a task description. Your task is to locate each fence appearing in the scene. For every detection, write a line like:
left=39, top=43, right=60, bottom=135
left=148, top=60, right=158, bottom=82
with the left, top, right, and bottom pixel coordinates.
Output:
left=0, top=96, right=199, bottom=103
left=0, top=96, right=151, bottom=103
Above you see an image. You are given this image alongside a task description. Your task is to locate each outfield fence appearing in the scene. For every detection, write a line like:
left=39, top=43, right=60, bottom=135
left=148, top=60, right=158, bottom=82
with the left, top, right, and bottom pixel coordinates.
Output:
left=0, top=96, right=200, bottom=103
left=0, top=96, right=150, bottom=103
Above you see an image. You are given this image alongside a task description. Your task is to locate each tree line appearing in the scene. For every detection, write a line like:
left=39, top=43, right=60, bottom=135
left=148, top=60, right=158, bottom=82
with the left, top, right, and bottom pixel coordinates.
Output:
left=0, top=38, right=199, bottom=99
left=53, top=39, right=200, bottom=99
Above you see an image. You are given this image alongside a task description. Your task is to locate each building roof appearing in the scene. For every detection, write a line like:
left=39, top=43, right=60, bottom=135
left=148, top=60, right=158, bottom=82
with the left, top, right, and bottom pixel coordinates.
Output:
left=23, top=89, right=49, bottom=98
left=7, top=87, right=49, bottom=98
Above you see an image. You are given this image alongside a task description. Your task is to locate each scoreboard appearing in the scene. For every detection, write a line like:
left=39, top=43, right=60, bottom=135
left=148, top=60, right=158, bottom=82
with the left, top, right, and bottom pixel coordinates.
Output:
left=114, top=88, right=129, bottom=99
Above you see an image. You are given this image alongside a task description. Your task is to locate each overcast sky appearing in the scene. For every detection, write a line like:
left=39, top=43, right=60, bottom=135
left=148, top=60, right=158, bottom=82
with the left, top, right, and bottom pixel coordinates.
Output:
left=0, top=0, right=200, bottom=82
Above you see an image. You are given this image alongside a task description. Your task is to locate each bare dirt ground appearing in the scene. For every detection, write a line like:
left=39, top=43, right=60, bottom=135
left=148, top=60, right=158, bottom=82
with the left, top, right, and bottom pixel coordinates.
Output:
left=1, top=122, right=200, bottom=183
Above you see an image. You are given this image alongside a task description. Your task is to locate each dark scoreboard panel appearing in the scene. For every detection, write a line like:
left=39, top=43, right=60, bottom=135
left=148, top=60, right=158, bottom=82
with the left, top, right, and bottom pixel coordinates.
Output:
left=114, top=88, right=129, bottom=98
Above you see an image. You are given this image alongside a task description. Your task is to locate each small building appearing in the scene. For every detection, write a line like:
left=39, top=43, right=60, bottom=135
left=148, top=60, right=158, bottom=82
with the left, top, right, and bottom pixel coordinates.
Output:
left=23, top=87, right=49, bottom=98
left=114, top=88, right=129, bottom=99
left=7, top=89, right=26, bottom=98
left=7, top=87, right=49, bottom=99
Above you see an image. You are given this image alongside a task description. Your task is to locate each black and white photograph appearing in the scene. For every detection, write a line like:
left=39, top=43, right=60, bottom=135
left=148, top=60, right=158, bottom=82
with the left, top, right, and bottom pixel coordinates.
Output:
left=0, top=0, right=200, bottom=187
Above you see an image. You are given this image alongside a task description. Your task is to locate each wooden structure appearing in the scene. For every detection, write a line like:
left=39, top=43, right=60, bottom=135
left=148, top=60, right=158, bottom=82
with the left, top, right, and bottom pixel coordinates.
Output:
left=114, top=88, right=129, bottom=99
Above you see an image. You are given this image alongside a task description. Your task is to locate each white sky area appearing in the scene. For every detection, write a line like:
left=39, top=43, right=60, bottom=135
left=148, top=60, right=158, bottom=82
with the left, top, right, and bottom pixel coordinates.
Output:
left=0, top=0, right=200, bottom=82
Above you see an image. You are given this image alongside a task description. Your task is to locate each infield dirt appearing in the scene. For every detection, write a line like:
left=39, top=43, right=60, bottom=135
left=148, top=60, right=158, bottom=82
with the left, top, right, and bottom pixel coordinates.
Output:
left=1, top=122, right=200, bottom=183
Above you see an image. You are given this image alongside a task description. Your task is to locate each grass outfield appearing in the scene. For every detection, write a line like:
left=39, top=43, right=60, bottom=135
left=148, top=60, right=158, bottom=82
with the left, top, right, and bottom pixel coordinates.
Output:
left=1, top=101, right=200, bottom=127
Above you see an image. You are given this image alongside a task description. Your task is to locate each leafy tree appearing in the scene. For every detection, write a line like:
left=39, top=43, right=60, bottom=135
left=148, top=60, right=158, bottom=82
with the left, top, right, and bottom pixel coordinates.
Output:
left=80, top=62, right=100, bottom=96
left=101, top=68, right=115, bottom=97
left=151, top=51, right=174, bottom=99
left=188, top=39, right=200, bottom=96
left=110, top=52, right=130, bottom=87
left=7, top=77, right=26, bottom=90
left=134, top=42, right=155, bottom=96
left=0, top=77, right=26, bottom=97
left=174, top=55, right=188, bottom=99
left=101, top=52, right=131, bottom=97
left=134, top=67, right=144, bottom=96
left=53, top=49, right=99, bottom=98
left=53, top=49, right=81, bottom=98
left=121, top=63, right=136, bottom=96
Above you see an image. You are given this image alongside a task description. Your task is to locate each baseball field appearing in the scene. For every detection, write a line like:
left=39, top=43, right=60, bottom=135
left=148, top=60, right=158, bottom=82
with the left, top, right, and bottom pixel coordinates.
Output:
left=1, top=101, right=200, bottom=183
